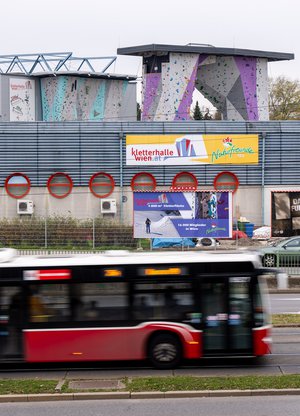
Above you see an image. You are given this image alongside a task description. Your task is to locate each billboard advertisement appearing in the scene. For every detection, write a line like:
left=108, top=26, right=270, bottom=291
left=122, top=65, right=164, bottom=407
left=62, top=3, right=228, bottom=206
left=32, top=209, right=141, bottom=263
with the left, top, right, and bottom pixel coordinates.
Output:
left=272, top=191, right=300, bottom=237
left=126, top=134, right=258, bottom=166
left=9, top=78, right=35, bottom=121
left=134, top=191, right=232, bottom=238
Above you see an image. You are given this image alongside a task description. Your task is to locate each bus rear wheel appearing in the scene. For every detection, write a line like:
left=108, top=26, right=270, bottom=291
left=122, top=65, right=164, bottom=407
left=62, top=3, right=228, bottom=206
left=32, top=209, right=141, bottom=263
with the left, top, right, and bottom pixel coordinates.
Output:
left=148, top=333, right=182, bottom=369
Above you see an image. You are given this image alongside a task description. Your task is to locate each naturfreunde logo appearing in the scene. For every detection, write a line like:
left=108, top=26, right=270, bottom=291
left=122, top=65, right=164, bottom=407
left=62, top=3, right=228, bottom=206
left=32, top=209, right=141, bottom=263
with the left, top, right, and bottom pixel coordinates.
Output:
left=211, top=137, right=254, bottom=163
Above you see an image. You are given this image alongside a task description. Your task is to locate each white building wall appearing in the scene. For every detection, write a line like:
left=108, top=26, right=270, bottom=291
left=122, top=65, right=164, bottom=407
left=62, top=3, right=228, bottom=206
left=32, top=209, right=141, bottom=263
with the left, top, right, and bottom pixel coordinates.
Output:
left=0, top=186, right=265, bottom=229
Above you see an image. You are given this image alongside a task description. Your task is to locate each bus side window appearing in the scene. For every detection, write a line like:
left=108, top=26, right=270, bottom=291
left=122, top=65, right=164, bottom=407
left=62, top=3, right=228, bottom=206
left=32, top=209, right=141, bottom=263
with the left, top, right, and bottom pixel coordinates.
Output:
left=254, top=279, right=269, bottom=327
left=28, top=284, right=70, bottom=323
left=71, top=282, right=129, bottom=322
left=133, top=282, right=195, bottom=321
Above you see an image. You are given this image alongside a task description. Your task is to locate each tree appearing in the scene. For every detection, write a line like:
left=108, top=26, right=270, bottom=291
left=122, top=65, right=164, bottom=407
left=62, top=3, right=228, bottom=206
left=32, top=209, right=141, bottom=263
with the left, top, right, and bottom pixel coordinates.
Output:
left=214, top=109, right=222, bottom=120
left=192, top=101, right=203, bottom=120
left=269, top=77, right=300, bottom=120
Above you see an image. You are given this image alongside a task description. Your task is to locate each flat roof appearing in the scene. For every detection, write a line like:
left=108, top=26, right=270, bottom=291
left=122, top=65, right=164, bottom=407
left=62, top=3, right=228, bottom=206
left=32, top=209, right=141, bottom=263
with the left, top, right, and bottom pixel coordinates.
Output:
left=117, top=44, right=294, bottom=62
left=30, top=72, right=137, bottom=81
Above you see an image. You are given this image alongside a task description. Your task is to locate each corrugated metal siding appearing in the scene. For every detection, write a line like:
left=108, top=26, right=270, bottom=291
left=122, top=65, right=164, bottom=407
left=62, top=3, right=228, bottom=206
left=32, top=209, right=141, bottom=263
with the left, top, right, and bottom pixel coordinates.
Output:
left=0, top=120, right=299, bottom=187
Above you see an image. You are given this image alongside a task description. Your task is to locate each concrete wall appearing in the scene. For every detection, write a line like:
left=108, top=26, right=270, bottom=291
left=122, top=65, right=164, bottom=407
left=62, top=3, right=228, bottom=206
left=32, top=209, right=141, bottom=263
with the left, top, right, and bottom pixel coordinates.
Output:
left=0, top=185, right=263, bottom=227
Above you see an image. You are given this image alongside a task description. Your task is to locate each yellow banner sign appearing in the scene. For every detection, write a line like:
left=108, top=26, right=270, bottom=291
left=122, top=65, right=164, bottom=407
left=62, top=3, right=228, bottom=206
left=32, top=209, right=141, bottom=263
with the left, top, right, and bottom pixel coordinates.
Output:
left=126, top=134, right=259, bottom=165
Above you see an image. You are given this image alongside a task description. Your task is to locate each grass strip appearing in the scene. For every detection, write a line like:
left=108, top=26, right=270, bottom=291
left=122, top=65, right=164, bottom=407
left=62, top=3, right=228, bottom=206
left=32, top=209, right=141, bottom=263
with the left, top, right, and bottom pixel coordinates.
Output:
left=0, top=379, right=58, bottom=395
left=127, top=375, right=300, bottom=392
left=272, top=314, right=300, bottom=326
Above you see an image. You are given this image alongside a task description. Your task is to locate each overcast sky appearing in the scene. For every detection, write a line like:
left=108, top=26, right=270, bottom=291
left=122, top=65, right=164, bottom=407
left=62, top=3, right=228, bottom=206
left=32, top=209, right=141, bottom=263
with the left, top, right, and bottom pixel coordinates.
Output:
left=1, top=0, right=298, bottom=82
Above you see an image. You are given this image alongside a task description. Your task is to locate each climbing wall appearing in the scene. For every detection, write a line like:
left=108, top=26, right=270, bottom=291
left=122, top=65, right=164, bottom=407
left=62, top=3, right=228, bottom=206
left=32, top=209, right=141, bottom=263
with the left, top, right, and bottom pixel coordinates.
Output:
left=195, top=55, right=269, bottom=121
left=41, top=76, right=136, bottom=121
left=141, top=53, right=269, bottom=121
left=142, top=53, right=199, bottom=121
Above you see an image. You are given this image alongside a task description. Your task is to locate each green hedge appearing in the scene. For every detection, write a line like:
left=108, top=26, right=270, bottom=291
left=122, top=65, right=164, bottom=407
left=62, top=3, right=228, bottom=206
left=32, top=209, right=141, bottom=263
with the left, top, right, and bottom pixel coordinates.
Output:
left=0, top=216, right=138, bottom=250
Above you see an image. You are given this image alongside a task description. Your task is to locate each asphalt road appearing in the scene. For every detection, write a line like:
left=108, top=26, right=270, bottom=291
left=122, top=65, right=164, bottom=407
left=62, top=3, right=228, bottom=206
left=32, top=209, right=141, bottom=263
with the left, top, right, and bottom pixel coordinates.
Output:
left=0, top=396, right=300, bottom=416
left=270, top=293, right=300, bottom=314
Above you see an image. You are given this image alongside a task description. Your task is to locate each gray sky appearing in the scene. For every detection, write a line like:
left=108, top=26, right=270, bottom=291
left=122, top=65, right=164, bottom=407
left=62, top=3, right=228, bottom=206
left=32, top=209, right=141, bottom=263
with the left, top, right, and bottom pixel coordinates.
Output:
left=1, top=0, right=298, bottom=81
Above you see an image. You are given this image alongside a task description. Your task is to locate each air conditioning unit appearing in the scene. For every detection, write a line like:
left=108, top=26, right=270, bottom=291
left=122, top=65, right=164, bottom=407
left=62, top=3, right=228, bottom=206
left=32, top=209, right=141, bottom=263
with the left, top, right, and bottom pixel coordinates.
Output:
left=17, top=200, right=34, bottom=215
left=100, top=199, right=117, bottom=214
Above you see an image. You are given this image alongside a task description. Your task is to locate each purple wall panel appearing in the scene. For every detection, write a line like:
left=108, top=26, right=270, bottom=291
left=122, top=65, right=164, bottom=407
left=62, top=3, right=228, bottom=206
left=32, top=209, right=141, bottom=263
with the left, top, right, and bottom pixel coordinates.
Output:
left=142, top=73, right=161, bottom=120
left=174, top=56, right=203, bottom=120
left=234, top=57, right=258, bottom=120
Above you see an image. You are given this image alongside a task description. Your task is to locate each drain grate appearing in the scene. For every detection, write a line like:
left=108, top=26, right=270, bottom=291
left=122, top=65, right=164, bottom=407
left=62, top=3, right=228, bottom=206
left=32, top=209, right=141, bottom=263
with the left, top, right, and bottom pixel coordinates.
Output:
left=68, top=380, right=125, bottom=390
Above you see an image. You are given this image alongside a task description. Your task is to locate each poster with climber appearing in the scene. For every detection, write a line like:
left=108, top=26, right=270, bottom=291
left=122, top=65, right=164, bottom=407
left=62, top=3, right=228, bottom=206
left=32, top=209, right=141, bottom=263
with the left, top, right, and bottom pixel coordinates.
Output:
left=133, top=191, right=232, bottom=238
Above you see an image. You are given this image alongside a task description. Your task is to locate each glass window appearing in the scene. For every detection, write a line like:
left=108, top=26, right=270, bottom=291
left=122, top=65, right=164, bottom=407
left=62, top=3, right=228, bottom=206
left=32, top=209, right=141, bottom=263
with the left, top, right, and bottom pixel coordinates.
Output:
left=5, top=173, right=31, bottom=199
left=47, top=173, right=73, bottom=199
left=171, top=172, right=197, bottom=190
left=70, top=282, right=128, bottom=322
left=28, top=284, right=70, bottom=323
left=133, top=282, right=194, bottom=321
left=285, top=239, right=300, bottom=248
left=254, top=277, right=270, bottom=327
left=201, top=281, right=227, bottom=351
left=229, top=277, right=252, bottom=350
left=89, top=172, right=115, bottom=198
left=131, top=173, right=156, bottom=191
left=214, top=171, right=239, bottom=193
left=0, top=286, right=23, bottom=356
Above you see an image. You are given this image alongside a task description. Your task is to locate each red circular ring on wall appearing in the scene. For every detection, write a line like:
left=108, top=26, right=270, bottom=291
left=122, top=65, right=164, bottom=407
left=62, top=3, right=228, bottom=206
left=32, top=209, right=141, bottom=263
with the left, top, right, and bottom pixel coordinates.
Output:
left=171, top=171, right=198, bottom=190
left=47, top=173, right=73, bottom=199
left=131, top=172, right=157, bottom=191
left=89, top=172, right=115, bottom=198
left=213, top=171, right=239, bottom=193
left=5, top=172, right=31, bottom=199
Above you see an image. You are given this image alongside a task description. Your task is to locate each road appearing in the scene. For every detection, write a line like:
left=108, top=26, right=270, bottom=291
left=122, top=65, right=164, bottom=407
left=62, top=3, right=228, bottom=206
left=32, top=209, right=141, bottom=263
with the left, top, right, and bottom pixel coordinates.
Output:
left=0, top=327, right=299, bottom=378
left=270, top=293, right=300, bottom=314
left=0, top=396, right=300, bottom=416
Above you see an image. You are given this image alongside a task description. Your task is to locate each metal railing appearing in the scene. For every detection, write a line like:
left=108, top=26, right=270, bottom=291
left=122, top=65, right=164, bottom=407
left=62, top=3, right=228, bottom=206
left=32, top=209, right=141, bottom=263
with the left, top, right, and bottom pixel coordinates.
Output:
left=263, top=251, right=300, bottom=276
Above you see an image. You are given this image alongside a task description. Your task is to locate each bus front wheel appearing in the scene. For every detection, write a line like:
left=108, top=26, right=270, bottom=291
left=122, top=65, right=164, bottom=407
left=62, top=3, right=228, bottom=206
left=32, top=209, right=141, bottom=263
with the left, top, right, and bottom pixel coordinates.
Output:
left=148, top=333, right=182, bottom=369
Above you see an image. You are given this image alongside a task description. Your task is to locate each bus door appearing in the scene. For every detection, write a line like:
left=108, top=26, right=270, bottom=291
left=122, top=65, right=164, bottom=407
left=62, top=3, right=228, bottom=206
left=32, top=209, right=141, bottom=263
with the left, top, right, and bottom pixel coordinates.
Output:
left=0, top=286, right=24, bottom=358
left=200, top=276, right=253, bottom=354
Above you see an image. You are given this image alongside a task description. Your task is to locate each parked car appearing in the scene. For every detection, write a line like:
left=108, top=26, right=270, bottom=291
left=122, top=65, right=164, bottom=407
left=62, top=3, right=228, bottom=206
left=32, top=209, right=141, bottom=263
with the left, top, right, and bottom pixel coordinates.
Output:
left=261, top=236, right=300, bottom=267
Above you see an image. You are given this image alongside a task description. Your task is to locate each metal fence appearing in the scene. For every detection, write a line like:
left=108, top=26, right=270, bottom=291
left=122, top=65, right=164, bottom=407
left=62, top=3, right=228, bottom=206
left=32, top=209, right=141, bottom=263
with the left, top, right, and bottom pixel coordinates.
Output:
left=262, top=252, right=300, bottom=276
left=0, top=217, right=260, bottom=252
left=0, top=217, right=138, bottom=251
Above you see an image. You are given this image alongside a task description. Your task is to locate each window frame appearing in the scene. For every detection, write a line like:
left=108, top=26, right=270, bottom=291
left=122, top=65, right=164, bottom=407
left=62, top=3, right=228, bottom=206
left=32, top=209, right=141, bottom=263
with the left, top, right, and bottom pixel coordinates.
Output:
left=89, top=172, right=115, bottom=199
left=213, top=171, right=239, bottom=194
left=5, top=172, right=31, bottom=199
left=131, top=172, right=157, bottom=191
left=47, top=172, right=73, bottom=199
left=171, top=171, right=198, bottom=191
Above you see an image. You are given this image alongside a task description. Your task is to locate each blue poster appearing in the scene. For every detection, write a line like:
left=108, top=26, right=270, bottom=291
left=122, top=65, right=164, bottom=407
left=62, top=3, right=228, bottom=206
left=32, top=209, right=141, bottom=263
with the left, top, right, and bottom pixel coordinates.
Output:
left=133, top=191, right=232, bottom=238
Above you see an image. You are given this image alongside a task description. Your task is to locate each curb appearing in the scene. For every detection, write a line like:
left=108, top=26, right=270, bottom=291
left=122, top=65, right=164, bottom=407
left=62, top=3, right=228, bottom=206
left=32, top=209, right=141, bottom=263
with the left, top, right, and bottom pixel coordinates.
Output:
left=1, top=389, right=300, bottom=402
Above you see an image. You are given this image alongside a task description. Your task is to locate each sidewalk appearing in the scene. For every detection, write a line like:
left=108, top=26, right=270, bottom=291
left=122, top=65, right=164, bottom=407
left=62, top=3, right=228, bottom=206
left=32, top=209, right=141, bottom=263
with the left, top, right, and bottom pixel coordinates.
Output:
left=1, top=360, right=300, bottom=402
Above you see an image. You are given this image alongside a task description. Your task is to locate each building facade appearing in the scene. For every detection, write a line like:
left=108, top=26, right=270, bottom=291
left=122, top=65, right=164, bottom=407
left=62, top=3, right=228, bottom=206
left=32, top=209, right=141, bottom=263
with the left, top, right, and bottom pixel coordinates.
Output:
left=0, top=120, right=299, bottom=230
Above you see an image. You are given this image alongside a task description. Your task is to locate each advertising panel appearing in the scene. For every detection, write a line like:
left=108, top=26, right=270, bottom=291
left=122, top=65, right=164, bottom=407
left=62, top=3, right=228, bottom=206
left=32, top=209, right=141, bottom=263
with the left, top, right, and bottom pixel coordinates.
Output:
left=134, top=191, right=232, bottom=238
left=126, top=134, right=258, bottom=166
left=9, top=78, right=35, bottom=121
left=272, top=191, right=300, bottom=237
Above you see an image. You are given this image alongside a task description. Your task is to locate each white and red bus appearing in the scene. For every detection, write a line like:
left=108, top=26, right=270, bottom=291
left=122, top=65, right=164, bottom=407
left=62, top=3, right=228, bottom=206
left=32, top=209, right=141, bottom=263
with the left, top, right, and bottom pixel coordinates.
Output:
left=0, top=249, right=271, bottom=369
